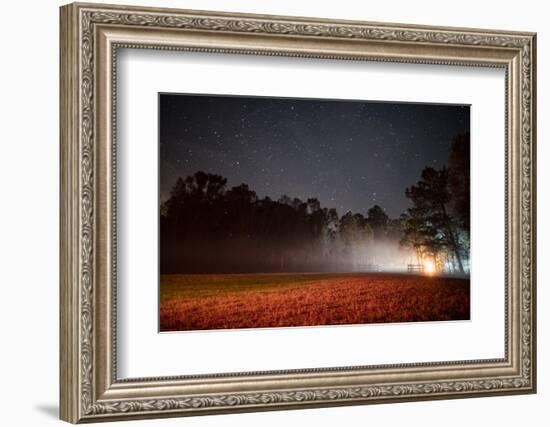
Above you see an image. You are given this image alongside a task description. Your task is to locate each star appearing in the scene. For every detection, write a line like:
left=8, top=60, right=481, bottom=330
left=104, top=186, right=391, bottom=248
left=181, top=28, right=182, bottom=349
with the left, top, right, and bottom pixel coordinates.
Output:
left=159, top=93, right=469, bottom=217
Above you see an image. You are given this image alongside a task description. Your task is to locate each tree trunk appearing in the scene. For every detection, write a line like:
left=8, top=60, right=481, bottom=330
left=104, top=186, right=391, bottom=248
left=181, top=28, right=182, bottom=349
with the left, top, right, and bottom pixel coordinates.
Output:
left=440, top=203, right=465, bottom=274
left=451, top=234, right=464, bottom=274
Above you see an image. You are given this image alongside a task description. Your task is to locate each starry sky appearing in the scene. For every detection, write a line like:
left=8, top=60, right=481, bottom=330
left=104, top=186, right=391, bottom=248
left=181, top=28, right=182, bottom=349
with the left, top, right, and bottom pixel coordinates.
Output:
left=159, top=93, right=469, bottom=218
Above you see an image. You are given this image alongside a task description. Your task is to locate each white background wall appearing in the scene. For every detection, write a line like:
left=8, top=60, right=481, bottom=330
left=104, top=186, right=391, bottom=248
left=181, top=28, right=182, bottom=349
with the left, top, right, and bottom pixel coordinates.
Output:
left=0, top=0, right=545, bottom=426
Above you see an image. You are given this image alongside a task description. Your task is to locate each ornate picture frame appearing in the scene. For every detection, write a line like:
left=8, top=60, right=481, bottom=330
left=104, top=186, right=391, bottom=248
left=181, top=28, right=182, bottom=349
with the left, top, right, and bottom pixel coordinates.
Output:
left=60, top=2, right=536, bottom=423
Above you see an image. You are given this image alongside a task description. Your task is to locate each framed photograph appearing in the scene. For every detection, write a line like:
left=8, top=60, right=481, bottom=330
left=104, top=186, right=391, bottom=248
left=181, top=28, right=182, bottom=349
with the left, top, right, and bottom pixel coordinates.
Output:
left=60, top=2, right=536, bottom=423
left=158, top=94, right=472, bottom=332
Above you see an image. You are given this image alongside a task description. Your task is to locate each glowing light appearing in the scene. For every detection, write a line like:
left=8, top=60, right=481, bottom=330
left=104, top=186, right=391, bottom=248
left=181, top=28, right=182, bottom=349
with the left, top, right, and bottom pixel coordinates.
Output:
left=423, top=259, right=436, bottom=275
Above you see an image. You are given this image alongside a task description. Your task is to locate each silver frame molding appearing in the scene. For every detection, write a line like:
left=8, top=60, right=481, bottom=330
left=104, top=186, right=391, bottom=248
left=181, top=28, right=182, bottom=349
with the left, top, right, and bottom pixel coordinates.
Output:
left=60, top=2, right=536, bottom=423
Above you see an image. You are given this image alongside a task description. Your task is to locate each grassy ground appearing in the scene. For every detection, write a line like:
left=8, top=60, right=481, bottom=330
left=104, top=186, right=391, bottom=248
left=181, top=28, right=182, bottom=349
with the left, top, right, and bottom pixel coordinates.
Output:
left=159, top=273, right=470, bottom=332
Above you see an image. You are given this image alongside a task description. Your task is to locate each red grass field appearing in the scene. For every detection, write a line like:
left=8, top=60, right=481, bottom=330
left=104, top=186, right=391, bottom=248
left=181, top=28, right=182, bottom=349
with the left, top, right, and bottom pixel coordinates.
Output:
left=159, top=273, right=470, bottom=332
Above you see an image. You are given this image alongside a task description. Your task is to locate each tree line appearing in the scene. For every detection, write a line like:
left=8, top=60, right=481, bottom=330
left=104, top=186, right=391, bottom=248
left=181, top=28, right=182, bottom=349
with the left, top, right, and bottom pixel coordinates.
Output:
left=160, top=133, right=470, bottom=274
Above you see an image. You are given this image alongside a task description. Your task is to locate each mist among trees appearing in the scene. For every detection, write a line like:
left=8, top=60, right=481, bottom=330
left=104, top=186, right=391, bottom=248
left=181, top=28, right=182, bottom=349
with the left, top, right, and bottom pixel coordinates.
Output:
left=160, top=133, right=470, bottom=275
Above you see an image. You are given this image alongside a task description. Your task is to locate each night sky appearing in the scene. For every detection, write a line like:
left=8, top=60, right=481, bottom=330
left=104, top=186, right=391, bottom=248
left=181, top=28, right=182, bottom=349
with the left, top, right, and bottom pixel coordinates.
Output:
left=159, top=94, right=469, bottom=218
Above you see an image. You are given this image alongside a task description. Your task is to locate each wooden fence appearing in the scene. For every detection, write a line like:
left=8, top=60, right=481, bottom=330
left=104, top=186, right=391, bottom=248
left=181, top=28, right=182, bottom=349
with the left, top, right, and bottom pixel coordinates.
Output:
left=407, top=264, right=425, bottom=273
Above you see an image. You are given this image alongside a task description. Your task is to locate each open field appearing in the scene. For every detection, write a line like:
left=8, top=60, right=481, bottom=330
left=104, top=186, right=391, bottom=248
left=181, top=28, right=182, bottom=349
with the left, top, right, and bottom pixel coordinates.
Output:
left=159, top=273, right=470, bottom=332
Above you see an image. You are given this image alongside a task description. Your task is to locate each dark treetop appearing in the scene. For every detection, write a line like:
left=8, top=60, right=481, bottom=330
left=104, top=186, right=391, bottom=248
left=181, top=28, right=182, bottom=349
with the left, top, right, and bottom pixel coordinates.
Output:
left=159, top=93, right=469, bottom=218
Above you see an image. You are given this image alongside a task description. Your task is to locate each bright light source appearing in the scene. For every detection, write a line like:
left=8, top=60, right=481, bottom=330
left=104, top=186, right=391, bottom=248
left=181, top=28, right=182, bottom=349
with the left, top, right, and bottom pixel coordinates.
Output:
left=423, top=259, right=436, bottom=275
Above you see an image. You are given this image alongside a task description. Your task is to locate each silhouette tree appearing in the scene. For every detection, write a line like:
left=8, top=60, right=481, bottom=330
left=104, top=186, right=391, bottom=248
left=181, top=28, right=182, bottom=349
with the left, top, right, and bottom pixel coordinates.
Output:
left=339, top=212, right=373, bottom=268
left=402, top=166, right=465, bottom=273
left=367, top=205, right=389, bottom=239
left=448, top=132, right=470, bottom=232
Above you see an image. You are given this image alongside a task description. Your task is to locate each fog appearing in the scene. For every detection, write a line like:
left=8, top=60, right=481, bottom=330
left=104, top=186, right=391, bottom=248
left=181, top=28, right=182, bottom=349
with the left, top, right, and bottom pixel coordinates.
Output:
left=161, top=233, right=421, bottom=275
